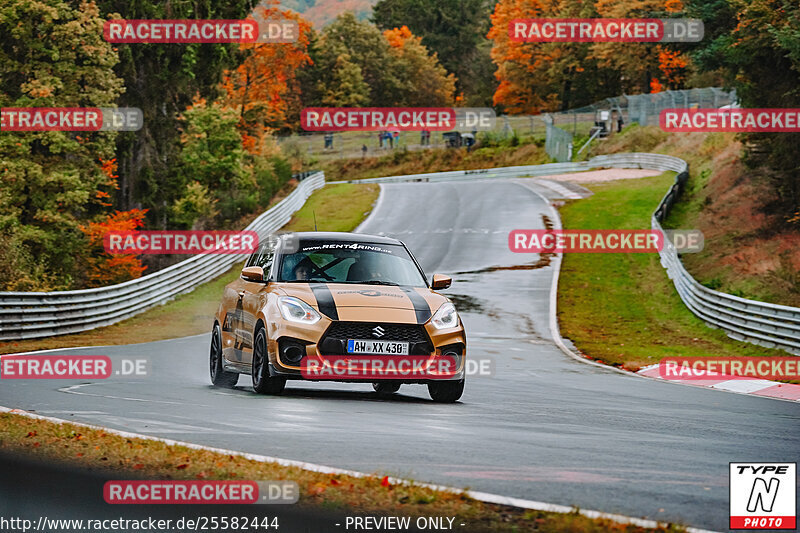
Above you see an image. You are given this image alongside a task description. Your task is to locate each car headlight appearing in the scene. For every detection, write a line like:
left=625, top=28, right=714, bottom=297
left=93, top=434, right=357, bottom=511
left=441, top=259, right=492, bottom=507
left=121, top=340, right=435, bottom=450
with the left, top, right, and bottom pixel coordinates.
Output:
left=431, top=302, right=458, bottom=329
left=278, top=296, right=321, bottom=324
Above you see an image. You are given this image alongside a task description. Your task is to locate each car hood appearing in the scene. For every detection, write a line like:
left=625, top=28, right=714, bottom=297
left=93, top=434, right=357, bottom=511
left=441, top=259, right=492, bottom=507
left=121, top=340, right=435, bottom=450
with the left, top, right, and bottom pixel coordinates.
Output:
left=276, top=283, right=447, bottom=324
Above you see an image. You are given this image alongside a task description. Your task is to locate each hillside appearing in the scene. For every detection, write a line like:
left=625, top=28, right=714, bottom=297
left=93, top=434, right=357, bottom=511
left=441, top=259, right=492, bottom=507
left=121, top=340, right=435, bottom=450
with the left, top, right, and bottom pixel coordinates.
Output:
left=590, top=126, right=800, bottom=308
left=279, top=0, right=377, bottom=26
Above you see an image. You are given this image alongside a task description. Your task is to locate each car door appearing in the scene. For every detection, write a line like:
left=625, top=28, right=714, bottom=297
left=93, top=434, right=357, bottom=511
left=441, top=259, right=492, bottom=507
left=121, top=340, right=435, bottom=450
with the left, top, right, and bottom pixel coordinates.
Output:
left=238, top=239, right=277, bottom=366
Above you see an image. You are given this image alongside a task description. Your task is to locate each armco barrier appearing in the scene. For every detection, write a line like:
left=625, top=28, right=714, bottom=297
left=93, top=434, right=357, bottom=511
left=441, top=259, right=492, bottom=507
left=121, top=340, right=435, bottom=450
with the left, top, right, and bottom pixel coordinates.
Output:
left=332, top=153, right=800, bottom=356
left=0, top=172, right=325, bottom=341
left=651, top=171, right=800, bottom=356
left=5, top=156, right=799, bottom=354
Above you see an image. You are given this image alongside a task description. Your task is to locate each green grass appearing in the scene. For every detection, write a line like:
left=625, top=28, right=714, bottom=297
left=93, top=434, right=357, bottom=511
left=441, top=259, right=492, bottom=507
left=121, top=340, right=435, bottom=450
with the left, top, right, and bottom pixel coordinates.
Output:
left=0, top=183, right=379, bottom=355
left=586, top=126, right=800, bottom=308
left=557, top=171, right=790, bottom=369
left=282, top=183, right=379, bottom=232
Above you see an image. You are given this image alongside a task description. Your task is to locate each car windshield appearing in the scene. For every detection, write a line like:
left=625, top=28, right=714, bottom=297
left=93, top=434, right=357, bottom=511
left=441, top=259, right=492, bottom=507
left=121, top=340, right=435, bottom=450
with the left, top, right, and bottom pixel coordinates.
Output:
left=277, top=241, right=426, bottom=287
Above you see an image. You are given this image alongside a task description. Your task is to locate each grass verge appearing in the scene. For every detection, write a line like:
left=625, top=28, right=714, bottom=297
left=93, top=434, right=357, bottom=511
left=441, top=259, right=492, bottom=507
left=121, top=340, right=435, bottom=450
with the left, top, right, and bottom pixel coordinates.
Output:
left=0, top=183, right=379, bottom=355
left=557, top=171, right=791, bottom=370
left=586, top=126, right=800, bottom=307
left=322, top=135, right=548, bottom=181
left=0, top=412, right=685, bottom=533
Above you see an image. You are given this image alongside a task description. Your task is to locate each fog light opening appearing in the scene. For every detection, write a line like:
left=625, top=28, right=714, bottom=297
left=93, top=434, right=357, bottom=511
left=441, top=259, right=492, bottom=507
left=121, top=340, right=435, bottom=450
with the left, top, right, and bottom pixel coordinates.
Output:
left=282, top=344, right=305, bottom=365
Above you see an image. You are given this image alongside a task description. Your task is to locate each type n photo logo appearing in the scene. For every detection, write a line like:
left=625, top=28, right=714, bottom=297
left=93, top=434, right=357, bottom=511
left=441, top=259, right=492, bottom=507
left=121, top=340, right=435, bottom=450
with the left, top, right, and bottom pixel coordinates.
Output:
left=730, top=463, right=796, bottom=529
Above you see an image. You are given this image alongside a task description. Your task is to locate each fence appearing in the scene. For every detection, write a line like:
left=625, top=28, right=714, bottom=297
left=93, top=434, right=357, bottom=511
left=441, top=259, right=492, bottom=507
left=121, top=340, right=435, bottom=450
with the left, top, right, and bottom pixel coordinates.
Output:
left=333, top=153, right=800, bottom=356
left=277, top=88, right=736, bottom=162
left=544, top=115, right=574, bottom=162
left=0, top=172, right=326, bottom=341
left=544, top=87, right=737, bottom=160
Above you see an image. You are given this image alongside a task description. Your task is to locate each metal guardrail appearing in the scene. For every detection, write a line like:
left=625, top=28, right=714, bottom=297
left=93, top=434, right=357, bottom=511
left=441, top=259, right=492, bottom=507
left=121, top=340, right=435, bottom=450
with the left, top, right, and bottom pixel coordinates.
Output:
left=651, top=168, right=800, bottom=356
left=5, top=154, right=798, bottom=354
left=333, top=153, right=800, bottom=356
left=0, top=172, right=326, bottom=341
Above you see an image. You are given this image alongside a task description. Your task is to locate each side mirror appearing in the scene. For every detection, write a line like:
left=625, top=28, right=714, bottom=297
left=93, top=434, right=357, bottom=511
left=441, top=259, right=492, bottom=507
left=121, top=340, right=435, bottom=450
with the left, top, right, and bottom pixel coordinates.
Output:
left=431, top=274, right=452, bottom=290
left=241, top=266, right=264, bottom=282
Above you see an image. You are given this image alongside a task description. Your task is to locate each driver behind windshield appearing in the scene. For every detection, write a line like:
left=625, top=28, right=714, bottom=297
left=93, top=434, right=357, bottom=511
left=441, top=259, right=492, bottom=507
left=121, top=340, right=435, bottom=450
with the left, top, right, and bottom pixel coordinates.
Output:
left=347, top=254, right=385, bottom=282
left=292, top=257, right=316, bottom=281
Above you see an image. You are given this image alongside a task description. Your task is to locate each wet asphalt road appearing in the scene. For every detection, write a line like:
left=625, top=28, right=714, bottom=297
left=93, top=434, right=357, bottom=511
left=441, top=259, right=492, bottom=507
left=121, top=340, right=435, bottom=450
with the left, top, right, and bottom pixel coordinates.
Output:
left=1, top=179, right=798, bottom=532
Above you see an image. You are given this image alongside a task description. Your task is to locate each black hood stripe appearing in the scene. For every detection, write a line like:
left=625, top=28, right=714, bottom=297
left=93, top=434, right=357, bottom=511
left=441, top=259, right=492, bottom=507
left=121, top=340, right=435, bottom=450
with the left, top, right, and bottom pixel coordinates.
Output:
left=401, top=287, right=432, bottom=324
left=310, top=284, right=339, bottom=320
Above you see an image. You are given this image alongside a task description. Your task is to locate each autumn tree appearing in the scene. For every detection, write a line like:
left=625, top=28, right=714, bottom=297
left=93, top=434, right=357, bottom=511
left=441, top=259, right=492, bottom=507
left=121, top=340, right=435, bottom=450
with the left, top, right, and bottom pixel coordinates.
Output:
left=79, top=209, right=148, bottom=287
left=591, top=0, right=691, bottom=92
left=174, top=98, right=293, bottom=228
left=0, top=0, right=124, bottom=290
left=372, top=0, right=496, bottom=105
left=314, top=48, right=372, bottom=107
left=222, top=1, right=313, bottom=141
left=487, top=0, right=561, bottom=114
left=93, top=0, right=253, bottom=227
left=316, top=13, right=406, bottom=106
left=383, top=26, right=456, bottom=106
left=542, top=0, right=622, bottom=110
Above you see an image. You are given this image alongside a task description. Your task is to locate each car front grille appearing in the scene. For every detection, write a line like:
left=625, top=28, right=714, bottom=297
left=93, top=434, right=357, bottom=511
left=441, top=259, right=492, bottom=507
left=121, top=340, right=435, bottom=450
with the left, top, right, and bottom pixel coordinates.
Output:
left=319, top=322, right=433, bottom=355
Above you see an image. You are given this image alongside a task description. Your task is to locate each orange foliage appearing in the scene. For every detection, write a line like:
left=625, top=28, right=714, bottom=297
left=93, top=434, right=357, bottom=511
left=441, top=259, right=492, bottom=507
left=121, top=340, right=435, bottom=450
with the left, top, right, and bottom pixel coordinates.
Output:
left=650, top=77, right=664, bottom=93
left=384, top=26, right=413, bottom=48
left=80, top=209, right=148, bottom=286
left=664, top=0, right=683, bottom=12
left=96, top=158, right=119, bottom=207
left=657, top=46, right=689, bottom=87
left=222, top=0, right=312, bottom=147
left=487, top=0, right=555, bottom=114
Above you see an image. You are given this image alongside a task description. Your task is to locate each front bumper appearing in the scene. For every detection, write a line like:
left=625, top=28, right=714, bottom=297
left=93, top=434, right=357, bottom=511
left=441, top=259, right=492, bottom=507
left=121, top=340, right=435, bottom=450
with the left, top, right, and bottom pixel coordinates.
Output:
left=268, top=318, right=466, bottom=383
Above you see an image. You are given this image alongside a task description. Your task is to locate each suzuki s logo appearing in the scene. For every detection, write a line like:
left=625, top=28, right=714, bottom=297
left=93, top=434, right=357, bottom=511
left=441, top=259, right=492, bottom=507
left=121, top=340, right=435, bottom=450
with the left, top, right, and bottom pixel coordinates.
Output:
left=372, top=326, right=385, bottom=338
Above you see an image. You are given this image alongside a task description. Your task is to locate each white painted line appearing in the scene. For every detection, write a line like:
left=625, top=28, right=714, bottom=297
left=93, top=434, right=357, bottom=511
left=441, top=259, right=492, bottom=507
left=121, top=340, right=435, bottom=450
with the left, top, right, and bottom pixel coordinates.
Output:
left=58, top=383, right=188, bottom=406
left=353, top=183, right=385, bottom=234
left=0, top=405, right=718, bottom=533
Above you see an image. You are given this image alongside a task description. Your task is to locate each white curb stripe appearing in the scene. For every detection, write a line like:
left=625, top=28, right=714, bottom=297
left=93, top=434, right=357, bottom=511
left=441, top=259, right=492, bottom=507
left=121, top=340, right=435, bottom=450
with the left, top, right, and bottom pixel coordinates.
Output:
left=0, top=406, right=717, bottom=533
left=533, top=179, right=584, bottom=199
left=710, top=379, right=780, bottom=394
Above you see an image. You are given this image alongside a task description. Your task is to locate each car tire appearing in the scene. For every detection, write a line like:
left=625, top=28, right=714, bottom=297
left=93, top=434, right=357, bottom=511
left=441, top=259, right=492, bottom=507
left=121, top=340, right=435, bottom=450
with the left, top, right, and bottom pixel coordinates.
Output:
left=210, top=323, right=238, bottom=388
left=252, top=326, right=286, bottom=395
left=372, top=382, right=401, bottom=395
left=427, top=379, right=464, bottom=403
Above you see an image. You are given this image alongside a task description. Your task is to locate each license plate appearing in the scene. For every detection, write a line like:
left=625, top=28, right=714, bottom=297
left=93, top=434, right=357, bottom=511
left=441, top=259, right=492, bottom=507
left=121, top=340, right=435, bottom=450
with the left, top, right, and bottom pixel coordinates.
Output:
left=346, top=339, right=410, bottom=355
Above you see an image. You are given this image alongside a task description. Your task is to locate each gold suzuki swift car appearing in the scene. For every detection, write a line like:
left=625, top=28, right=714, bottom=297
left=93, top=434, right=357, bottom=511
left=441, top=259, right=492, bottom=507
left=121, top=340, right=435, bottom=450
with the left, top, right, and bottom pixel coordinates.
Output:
left=209, top=232, right=466, bottom=402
